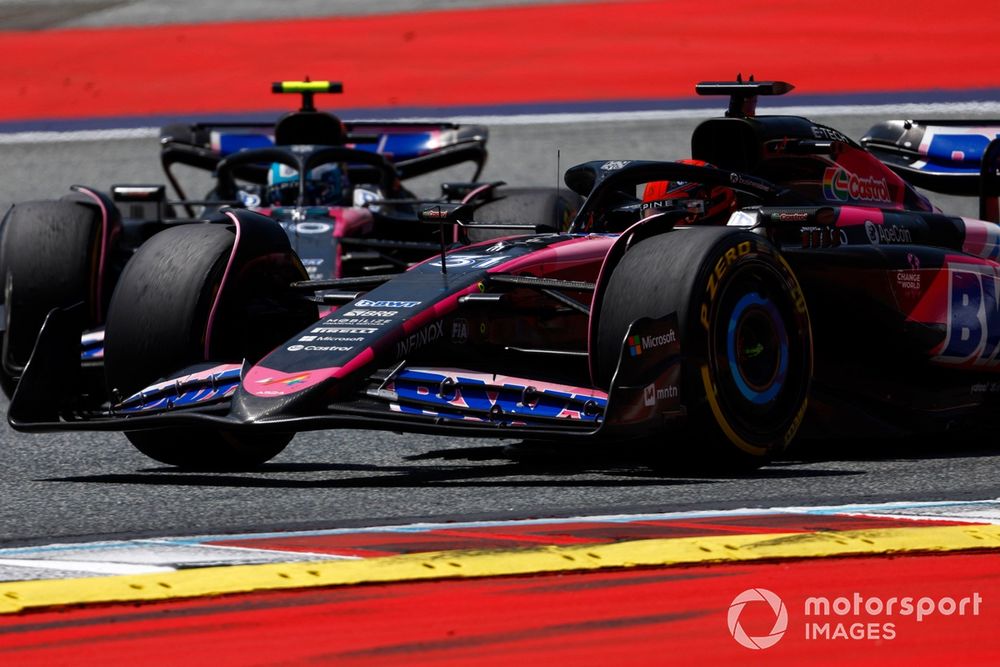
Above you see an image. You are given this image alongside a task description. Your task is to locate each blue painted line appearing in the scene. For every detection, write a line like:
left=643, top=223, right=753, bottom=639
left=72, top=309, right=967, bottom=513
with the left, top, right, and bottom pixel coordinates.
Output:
left=3, top=88, right=999, bottom=134
left=150, top=500, right=1000, bottom=546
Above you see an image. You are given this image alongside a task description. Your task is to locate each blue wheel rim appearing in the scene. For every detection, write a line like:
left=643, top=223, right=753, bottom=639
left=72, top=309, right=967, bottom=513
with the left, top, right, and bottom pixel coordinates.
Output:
left=726, top=291, right=788, bottom=405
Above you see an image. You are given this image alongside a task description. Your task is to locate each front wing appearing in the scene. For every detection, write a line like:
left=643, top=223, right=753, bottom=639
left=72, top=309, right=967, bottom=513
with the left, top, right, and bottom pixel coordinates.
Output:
left=8, top=306, right=684, bottom=443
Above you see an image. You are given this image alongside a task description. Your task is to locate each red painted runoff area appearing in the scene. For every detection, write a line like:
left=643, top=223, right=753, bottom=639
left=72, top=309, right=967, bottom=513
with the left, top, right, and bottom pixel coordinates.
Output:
left=1, top=0, right=998, bottom=122
left=0, top=551, right=995, bottom=665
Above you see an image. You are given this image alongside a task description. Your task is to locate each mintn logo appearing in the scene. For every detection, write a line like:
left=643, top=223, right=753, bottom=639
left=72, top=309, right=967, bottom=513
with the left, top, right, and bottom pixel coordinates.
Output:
left=822, top=167, right=891, bottom=203
left=628, top=330, right=677, bottom=357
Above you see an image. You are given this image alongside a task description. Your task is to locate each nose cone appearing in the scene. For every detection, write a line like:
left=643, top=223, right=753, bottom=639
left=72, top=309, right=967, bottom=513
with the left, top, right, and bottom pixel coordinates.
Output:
left=230, top=365, right=342, bottom=424
left=243, top=365, right=341, bottom=398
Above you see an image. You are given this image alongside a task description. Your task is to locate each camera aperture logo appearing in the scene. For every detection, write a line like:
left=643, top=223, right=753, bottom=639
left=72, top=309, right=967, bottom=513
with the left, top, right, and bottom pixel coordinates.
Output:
left=728, top=588, right=984, bottom=649
left=728, top=588, right=788, bottom=649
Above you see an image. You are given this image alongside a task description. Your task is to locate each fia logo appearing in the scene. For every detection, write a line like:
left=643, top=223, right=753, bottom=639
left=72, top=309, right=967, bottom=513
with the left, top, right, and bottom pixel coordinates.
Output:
left=452, top=318, right=469, bottom=344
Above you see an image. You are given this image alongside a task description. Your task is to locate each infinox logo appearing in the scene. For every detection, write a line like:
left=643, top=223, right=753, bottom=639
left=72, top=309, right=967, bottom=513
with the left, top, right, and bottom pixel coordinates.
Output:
left=822, top=167, right=891, bottom=203
left=397, top=321, right=445, bottom=357
left=728, top=588, right=789, bottom=650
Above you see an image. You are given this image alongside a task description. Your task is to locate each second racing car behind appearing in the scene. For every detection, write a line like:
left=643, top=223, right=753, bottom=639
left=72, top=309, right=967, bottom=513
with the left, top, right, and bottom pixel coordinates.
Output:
left=0, top=80, right=579, bottom=398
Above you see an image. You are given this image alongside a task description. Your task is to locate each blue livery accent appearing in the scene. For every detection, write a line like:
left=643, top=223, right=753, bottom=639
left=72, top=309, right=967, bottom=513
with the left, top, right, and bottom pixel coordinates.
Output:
left=118, top=366, right=243, bottom=413
left=214, top=130, right=439, bottom=161
left=923, top=131, right=1000, bottom=173
left=389, top=369, right=606, bottom=426
left=218, top=132, right=273, bottom=156
left=941, top=268, right=1000, bottom=363
left=81, top=330, right=105, bottom=361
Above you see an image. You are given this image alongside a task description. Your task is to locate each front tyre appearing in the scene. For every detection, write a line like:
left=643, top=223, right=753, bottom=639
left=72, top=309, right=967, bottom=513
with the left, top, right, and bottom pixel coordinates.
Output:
left=597, top=228, right=811, bottom=469
left=0, top=200, right=104, bottom=398
left=105, top=218, right=315, bottom=469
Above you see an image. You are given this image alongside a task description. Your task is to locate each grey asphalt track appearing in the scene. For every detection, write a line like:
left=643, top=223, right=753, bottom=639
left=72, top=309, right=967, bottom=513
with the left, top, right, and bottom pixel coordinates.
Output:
left=0, top=0, right=632, bottom=30
left=1, top=110, right=999, bottom=546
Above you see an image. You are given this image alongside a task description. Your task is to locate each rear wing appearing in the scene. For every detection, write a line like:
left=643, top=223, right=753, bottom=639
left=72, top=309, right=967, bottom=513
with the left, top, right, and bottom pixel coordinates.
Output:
left=862, top=120, right=1000, bottom=221
left=158, top=79, right=488, bottom=201
left=160, top=121, right=489, bottom=199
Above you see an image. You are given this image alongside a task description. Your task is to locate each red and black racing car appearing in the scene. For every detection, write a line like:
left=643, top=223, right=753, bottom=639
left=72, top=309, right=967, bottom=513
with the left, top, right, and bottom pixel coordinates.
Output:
left=8, top=79, right=1000, bottom=471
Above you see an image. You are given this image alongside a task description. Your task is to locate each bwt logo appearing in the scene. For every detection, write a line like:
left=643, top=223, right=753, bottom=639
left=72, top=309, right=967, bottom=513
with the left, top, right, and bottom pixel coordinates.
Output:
left=728, top=588, right=788, bottom=650
left=938, top=263, right=1000, bottom=366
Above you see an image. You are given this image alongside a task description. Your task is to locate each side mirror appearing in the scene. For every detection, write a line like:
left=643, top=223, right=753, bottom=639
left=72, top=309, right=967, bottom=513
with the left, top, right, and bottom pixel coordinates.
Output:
left=418, top=203, right=474, bottom=223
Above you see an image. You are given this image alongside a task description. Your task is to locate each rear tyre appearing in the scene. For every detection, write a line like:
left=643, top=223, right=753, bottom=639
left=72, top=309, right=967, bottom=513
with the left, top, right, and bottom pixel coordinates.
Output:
left=0, top=201, right=103, bottom=399
left=105, top=222, right=314, bottom=469
left=466, top=187, right=581, bottom=243
left=596, top=228, right=811, bottom=470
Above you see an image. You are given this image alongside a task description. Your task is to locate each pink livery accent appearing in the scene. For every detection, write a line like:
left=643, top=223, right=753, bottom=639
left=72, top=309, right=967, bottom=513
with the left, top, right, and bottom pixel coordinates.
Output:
left=833, top=206, right=885, bottom=228
left=330, top=207, right=374, bottom=278
left=460, top=183, right=496, bottom=205
left=125, top=363, right=242, bottom=399
left=72, top=186, right=110, bottom=323
left=961, top=217, right=1000, bottom=261
left=458, top=183, right=499, bottom=243
left=243, top=364, right=343, bottom=398
left=206, top=212, right=242, bottom=358
left=482, top=234, right=616, bottom=276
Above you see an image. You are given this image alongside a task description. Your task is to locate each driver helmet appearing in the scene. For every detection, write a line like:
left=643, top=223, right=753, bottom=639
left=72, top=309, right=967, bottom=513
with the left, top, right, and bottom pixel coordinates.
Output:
left=266, top=162, right=347, bottom=207
left=640, top=159, right=736, bottom=224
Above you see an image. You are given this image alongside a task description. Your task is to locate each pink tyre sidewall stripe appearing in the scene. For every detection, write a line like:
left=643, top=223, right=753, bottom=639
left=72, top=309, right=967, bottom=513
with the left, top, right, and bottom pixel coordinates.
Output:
left=205, top=214, right=242, bottom=359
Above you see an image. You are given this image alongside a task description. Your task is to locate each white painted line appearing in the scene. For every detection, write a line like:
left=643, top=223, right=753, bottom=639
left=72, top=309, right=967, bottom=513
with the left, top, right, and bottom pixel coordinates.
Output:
left=0, top=558, right=174, bottom=575
left=2, top=100, right=999, bottom=145
left=160, top=498, right=1000, bottom=545
left=168, top=541, right=361, bottom=561
left=405, top=102, right=1000, bottom=126
left=0, top=127, right=159, bottom=145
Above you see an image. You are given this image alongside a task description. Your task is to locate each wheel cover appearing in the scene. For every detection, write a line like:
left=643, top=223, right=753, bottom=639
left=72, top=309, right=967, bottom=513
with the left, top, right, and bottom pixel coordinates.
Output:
left=726, top=292, right=788, bottom=405
left=703, top=257, right=810, bottom=454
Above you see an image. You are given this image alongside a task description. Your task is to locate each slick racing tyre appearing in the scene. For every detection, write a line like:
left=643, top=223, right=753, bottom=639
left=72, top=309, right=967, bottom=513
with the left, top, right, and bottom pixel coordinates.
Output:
left=104, top=219, right=314, bottom=469
left=466, top=187, right=581, bottom=243
left=596, top=228, right=812, bottom=469
left=0, top=200, right=104, bottom=399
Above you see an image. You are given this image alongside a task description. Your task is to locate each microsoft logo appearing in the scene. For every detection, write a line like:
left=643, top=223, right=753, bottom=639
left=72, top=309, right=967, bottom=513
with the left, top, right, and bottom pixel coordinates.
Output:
left=629, top=335, right=643, bottom=357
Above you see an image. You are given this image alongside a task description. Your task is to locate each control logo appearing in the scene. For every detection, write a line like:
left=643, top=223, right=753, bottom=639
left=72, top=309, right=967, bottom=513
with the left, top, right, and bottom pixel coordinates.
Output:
left=822, top=167, right=891, bottom=203
left=728, top=588, right=788, bottom=650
